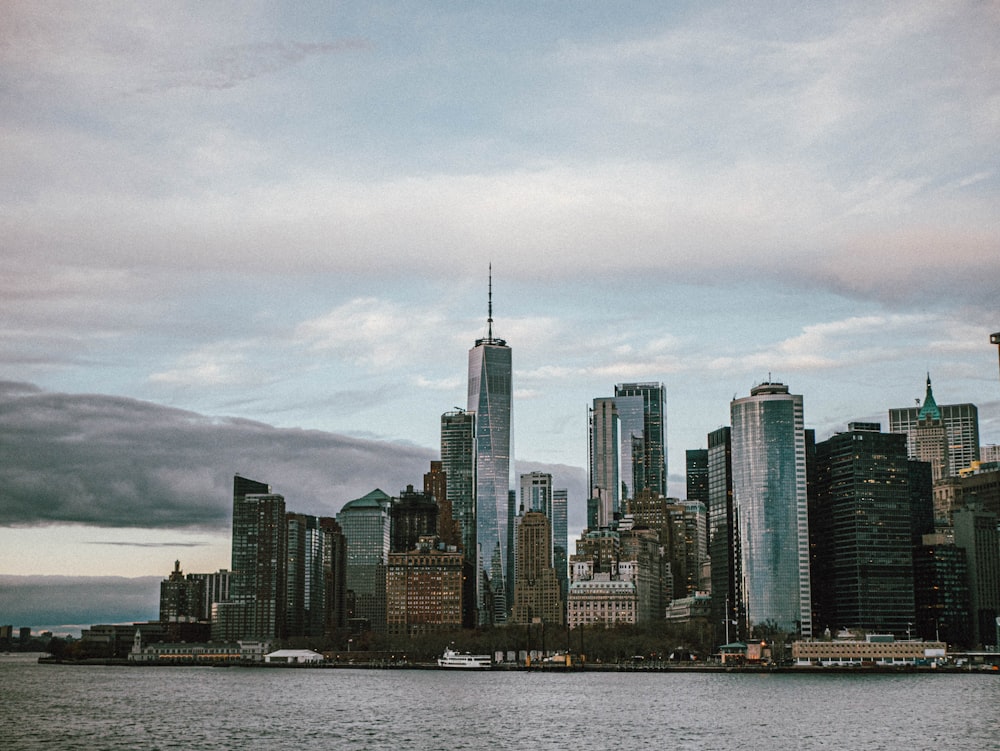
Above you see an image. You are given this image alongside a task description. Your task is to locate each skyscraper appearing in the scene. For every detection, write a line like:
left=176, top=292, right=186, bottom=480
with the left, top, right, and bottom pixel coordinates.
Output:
left=614, top=382, right=667, bottom=499
left=889, top=376, right=980, bottom=475
left=520, top=471, right=553, bottom=517
left=953, top=506, right=1000, bottom=648
left=730, top=382, right=812, bottom=638
left=686, top=449, right=709, bottom=506
left=707, top=426, right=741, bottom=642
left=390, top=484, right=438, bottom=553
left=286, top=513, right=335, bottom=638
left=811, top=423, right=916, bottom=637
left=511, top=511, right=564, bottom=626
left=229, top=475, right=286, bottom=640
left=551, top=488, right=569, bottom=609
left=589, top=397, right=620, bottom=526
left=467, top=269, right=513, bottom=624
left=440, top=409, right=476, bottom=558
left=336, top=488, right=392, bottom=631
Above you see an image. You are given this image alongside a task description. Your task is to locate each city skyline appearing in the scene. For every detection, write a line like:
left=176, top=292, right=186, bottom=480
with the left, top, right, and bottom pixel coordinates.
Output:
left=2, top=2, right=999, bottom=633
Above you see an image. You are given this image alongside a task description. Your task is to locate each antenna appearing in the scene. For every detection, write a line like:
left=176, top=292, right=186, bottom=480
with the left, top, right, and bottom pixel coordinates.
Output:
left=487, top=262, right=493, bottom=341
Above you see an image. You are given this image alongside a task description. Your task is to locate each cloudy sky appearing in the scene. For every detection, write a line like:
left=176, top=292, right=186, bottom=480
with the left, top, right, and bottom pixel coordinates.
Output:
left=2, top=2, right=998, bottom=633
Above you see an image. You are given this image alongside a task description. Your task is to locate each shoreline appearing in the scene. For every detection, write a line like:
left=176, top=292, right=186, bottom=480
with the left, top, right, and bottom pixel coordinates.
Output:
left=35, top=656, right=1000, bottom=675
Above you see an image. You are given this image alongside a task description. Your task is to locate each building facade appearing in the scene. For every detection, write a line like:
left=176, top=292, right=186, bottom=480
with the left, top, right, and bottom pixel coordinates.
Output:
left=614, top=382, right=667, bottom=499
left=889, top=376, right=980, bottom=475
left=810, top=423, right=916, bottom=638
left=467, top=278, right=513, bottom=625
left=511, top=511, right=564, bottom=626
left=731, top=382, right=812, bottom=637
left=440, top=409, right=476, bottom=560
left=336, top=489, right=392, bottom=631
left=385, top=536, right=465, bottom=635
left=589, top=396, right=620, bottom=525
left=229, top=476, right=286, bottom=640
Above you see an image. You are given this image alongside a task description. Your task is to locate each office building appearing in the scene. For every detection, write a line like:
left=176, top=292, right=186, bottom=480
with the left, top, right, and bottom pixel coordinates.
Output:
left=731, top=382, right=812, bottom=637
left=953, top=506, right=1000, bottom=648
left=707, top=426, right=742, bottom=643
left=889, top=376, right=980, bottom=474
left=511, top=511, right=564, bottom=626
left=386, top=536, right=465, bottom=636
left=159, top=560, right=205, bottom=627
left=390, top=485, right=438, bottom=554
left=566, top=575, right=637, bottom=629
left=229, top=476, right=286, bottom=640
left=913, top=534, right=972, bottom=647
left=810, top=423, right=916, bottom=637
left=424, top=460, right=461, bottom=550
left=440, top=409, right=476, bottom=558
left=614, top=382, right=667, bottom=498
left=551, top=488, right=569, bottom=607
left=336, top=489, right=392, bottom=631
left=686, top=449, right=709, bottom=506
left=467, top=270, right=513, bottom=624
left=589, top=397, right=620, bottom=525
left=285, top=513, right=335, bottom=639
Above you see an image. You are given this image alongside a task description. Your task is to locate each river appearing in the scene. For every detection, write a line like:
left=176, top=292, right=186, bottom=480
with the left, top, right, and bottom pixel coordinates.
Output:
left=2, top=654, right=997, bottom=750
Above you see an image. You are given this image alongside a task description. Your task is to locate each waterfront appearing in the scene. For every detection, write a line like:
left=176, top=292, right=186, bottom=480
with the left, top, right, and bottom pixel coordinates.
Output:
left=2, top=654, right=997, bottom=750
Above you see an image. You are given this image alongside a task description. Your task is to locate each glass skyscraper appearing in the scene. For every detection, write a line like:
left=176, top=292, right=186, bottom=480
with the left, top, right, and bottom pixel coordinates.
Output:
left=730, top=382, right=812, bottom=638
left=441, top=409, right=476, bottom=559
left=614, top=382, right=667, bottom=499
left=467, top=274, right=513, bottom=624
left=589, top=396, right=620, bottom=526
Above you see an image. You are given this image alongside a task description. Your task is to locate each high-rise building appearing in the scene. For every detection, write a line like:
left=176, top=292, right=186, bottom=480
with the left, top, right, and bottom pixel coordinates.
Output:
left=440, top=410, right=476, bottom=558
left=707, top=426, right=741, bottom=642
left=889, top=376, right=980, bottom=475
left=810, top=423, right=916, bottom=638
left=511, top=511, right=564, bottom=626
left=188, top=569, right=232, bottom=625
left=551, top=488, right=569, bottom=609
left=386, top=536, right=465, bottom=636
left=686, top=449, right=709, bottom=506
left=319, top=517, right=348, bottom=635
left=229, top=476, right=286, bottom=640
left=589, top=397, right=620, bottom=525
left=614, top=382, right=667, bottom=499
left=424, top=460, right=461, bottom=549
left=159, top=560, right=205, bottom=625
left=731, top=382, right=812, bottom=637
left=953, top=506, right=1000, bottom=648
left=913, top=534, right=972, bottom=647
left=467, top=270, right=513, bottom=624
left=390, top=485, right=438, bottom=554
left=286, top=513, right=334, bottom=638
left=336, top=489, right=392, bottom=631
left=520, top=471, right=553, bottom=517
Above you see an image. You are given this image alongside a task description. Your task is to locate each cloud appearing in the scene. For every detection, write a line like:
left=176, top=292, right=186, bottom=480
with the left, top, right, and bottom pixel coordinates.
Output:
left=0, top=382, right=588, bottom=533
left=137, top=40, right=373, bottom=93
left=0, top=381, right=436, bottom=529
left=0, top=575, right=160, bottom=633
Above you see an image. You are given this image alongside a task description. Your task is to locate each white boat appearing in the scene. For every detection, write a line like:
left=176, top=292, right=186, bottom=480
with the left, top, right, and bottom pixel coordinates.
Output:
left=437, top=646, right=491, bottom=669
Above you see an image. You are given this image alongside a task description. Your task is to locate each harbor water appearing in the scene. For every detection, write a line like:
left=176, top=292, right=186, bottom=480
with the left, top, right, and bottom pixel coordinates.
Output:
left=2, top=654, right=998, bottom=750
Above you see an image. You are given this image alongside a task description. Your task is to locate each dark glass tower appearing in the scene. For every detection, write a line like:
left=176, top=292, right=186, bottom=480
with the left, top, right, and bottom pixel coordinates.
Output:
left=230, top=475, right=286, bottom=639
left=467, top=268, right=513, bottom=624
left=614, top=382, right=667, bottom=498
left=441, top=409, right=476, bottom=559
left=810, top=423, right=916, bottom=637
left=707, top=427, right=741, bottom=643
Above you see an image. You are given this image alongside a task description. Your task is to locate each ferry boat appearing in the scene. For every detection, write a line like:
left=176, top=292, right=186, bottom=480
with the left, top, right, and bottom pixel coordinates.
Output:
left=437, top=646, right=491, bottom=669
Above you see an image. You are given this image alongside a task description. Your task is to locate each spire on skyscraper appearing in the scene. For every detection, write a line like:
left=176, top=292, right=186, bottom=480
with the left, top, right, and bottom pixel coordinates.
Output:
left=477, top=264, right=506, bottom=347
left=918, top=373, right=941, bottom=421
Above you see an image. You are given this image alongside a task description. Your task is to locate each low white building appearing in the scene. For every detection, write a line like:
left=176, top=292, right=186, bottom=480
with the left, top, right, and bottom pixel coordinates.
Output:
left=264, top=649, right=324, bottom=664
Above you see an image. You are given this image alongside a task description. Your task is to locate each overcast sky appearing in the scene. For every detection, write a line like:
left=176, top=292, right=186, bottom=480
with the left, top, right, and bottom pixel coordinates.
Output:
left=2, top=2, right=998, bottom=634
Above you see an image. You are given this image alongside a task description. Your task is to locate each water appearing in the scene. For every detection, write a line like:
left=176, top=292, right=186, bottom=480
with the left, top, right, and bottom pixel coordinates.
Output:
left=2, top=654, right=998, bottom=750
